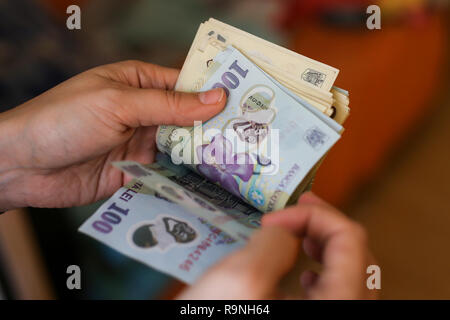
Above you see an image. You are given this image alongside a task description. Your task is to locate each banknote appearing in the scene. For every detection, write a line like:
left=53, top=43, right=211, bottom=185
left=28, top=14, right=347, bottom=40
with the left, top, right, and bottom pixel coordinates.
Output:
left=190, top=47, right=342, bottom=133
left=79, top=179, right=244, bottom=284
left=173, top=19, right=350, bottom=122
left=178, top=18, right=339, bottom=94
left=111, top=156, right=261, bottom=243
left=157, top=45, right=341, bottom=212
left=150, top=152, right=262, bottom=224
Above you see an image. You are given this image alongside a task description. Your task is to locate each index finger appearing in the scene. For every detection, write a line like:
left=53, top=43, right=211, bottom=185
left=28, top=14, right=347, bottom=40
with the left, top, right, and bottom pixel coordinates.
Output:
left=93, top=60, right=180, bottom=90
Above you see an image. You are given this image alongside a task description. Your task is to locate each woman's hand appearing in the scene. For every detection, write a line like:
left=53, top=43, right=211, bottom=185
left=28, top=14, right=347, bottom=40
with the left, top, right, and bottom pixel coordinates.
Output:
left=178, top=192, right=377, bottom=300
left=0, top=60, right=226, bottom=210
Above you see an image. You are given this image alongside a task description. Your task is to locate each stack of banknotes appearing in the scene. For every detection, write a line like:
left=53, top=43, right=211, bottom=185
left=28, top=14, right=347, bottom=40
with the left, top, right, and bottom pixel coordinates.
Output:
left=79, top=18, right=350, bottom=284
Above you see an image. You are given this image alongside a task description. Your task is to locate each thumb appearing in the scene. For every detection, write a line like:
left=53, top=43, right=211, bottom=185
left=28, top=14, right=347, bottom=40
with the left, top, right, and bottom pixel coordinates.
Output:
left=117, top=87, right=226, bottom=127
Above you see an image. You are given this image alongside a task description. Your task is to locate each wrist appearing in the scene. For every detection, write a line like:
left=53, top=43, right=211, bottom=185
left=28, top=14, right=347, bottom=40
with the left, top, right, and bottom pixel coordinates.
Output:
left=0, top=110, right=27, bottom=211
left=0, top=168, right=26, bottom=211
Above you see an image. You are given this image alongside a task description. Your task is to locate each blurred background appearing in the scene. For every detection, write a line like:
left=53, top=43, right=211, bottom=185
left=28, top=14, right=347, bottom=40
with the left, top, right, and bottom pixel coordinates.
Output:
left=0, top=0, right=448, bottom=299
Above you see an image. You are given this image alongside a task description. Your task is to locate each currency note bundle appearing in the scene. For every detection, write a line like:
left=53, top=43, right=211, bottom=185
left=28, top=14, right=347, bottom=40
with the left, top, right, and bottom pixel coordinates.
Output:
left=79, top=18, right=350, bottom=284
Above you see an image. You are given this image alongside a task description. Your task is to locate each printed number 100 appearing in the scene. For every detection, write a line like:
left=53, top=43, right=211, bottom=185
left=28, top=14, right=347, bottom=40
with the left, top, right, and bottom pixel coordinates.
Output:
left=92, top=202, right=129, bottom=234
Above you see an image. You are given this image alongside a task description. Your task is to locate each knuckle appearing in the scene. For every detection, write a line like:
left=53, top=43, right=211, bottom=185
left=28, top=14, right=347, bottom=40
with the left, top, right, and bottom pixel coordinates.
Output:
left=98, top=86, right=133, bottom=123
left=120, top=59, right=140, bottom=68
left=165, top=90, right=184, bottom=114
left=236, top=271, right=261, bottom=293
left=308, top=203, right=325, bottom=214
left=100, top=86, right=125, bottom=106
left=216, top=253, right=260, bottom=287
left=304, top=202, right=330, bottom=218
left=218, top=267, right=260, bottom=296
left=349, top=222, right=369, bottom=244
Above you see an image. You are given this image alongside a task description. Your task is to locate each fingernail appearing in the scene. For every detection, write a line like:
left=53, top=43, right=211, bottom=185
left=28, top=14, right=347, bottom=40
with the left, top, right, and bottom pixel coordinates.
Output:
left=199, top=88, right=224, bottom=105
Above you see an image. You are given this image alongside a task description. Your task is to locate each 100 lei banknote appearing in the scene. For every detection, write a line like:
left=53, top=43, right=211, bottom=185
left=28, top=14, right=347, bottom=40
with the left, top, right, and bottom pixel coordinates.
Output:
left=79, top=178, right=245, bottom=284
left=156, top=46, right=341, bottom=212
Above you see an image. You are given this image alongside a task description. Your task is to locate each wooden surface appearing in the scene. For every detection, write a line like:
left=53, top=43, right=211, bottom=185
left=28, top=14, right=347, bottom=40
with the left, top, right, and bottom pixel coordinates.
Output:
left=0, top=209, right=54, bottom=299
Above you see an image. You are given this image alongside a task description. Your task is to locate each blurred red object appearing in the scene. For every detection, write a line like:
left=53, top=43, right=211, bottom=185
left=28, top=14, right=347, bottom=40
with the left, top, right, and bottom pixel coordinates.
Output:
left=38, top=0, right=88, bottom=20
left=287, top=13, right=448, bottom=206
left=276, top=0, right=372, bottom=28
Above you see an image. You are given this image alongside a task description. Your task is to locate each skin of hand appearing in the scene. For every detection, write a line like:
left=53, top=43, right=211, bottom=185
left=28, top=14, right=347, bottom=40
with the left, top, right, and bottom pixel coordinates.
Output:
left=0, top=60, right=226, bottom=211
left=178, top=192, right=378, bottom=300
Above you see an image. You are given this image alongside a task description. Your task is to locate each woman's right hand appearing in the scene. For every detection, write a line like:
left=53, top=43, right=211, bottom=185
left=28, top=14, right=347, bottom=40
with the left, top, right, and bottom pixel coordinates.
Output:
left=178, top=192, right=378, bottom=300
